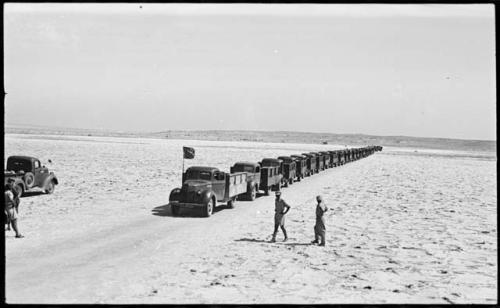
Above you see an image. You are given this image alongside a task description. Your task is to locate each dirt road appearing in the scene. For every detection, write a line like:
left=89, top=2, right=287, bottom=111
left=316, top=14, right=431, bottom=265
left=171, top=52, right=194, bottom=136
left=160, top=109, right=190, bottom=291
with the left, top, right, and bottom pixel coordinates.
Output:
left=6, top=162, right=348, bottom=303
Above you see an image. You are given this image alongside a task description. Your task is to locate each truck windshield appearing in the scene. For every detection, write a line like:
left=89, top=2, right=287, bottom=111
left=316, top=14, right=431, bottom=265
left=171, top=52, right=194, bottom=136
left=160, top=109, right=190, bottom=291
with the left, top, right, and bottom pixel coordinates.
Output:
left=6, top=159, right=31, bottom=172
left=233, top=165, right=255, bottom=173
left=185, top=170, right=212, bottom=181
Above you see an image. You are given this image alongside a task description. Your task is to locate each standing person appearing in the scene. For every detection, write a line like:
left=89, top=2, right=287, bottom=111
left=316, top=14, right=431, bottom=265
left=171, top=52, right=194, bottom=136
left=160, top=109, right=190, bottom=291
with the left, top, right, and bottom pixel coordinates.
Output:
left=271, top=191, right=291, bottom=243
left=4, top=184, right=23, bottom=238
left=312, top=195, right=328, bottom=246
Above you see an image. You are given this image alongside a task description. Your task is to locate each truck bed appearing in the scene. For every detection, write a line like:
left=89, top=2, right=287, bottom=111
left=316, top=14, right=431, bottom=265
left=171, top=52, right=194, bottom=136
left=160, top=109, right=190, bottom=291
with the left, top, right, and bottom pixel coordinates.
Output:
left=224, top=172, right=248, bottom=200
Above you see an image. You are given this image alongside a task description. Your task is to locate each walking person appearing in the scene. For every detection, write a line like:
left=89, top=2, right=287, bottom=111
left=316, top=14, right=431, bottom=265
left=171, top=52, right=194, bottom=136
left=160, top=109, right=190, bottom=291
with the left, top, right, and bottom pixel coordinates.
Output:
left=4, top=184, right=23, bottom=238
left=312, top=195, right=328, bottom=246
left=271, top=191, right=291, bottom=242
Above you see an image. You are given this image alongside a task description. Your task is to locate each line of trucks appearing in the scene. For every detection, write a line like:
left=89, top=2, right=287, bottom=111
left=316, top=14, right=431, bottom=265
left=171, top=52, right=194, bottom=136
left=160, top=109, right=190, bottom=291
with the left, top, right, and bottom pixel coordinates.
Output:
left=169, top=145, right=383, bottom=217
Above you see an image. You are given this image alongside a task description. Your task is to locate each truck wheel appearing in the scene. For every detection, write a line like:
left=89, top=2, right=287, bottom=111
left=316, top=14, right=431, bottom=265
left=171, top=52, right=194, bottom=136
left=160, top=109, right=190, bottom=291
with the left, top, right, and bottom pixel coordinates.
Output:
left=171, top=204, right=180, bottom=216
left=24, top=172, right=35, bottom=188
left=203, top=198, right=214, bottom=217
left=228, top=197, right=236, bottom=209
left=45, top=181, right=55, bottom=194
left=247, top=185, right=257, bottom=201
left=14, top=184, right=24, bottom=198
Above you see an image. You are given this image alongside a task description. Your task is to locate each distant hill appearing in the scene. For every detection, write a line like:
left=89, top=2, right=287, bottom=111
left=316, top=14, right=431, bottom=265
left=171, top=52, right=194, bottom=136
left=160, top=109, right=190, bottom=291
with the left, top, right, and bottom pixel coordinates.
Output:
left=5, top=124, right=496, bottom=153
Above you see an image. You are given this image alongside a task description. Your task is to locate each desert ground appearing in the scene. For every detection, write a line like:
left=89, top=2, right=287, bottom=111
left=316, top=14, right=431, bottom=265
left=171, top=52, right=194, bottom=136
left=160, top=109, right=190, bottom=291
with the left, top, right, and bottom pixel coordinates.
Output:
left=4, top=133, right=497, bottom=304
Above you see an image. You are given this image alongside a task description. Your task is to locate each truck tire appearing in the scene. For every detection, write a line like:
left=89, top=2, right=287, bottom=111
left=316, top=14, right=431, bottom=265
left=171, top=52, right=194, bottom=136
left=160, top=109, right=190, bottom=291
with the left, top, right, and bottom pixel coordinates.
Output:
left=171, top=204, right=180, bottom=216
left=45, top=180, right=55, bottom=194
left=14, top=184, right=24, bottom=198
left=203, top=198, right=215, bottom=217
left=247, top=185, right=257, bottom=201
left=24, top=172, right=35, bottom=189
left=227, top=197, right=236, bottom=209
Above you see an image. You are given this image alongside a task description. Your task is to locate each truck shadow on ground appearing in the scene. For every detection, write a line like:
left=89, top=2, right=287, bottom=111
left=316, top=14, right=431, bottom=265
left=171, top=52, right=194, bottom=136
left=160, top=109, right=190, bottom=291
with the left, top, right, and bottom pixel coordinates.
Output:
left=20, top=191, right=46, bottom=198
left=152, top=203, right=232, bottom=218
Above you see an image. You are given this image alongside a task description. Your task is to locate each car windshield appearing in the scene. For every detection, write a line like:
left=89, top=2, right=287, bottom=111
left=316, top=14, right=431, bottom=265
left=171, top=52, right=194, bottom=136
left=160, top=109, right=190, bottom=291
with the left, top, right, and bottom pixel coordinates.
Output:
left=233, top=165, right=255, bottom=173
left=185, top=170, right=212, bottom=181
left=6, top=158, right=31, bottom=172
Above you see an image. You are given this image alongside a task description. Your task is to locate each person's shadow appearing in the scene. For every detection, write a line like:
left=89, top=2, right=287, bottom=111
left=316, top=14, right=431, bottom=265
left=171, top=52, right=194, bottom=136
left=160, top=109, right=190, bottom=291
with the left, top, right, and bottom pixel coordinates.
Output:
left=234, top=238, right=313, bottom=246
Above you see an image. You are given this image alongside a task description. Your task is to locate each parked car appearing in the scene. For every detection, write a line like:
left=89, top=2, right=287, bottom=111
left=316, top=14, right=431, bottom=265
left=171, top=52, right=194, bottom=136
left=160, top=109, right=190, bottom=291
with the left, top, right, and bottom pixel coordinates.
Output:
left=4, top=155, right=59, bottom=197
left=169, top=166, right=248, bottom=217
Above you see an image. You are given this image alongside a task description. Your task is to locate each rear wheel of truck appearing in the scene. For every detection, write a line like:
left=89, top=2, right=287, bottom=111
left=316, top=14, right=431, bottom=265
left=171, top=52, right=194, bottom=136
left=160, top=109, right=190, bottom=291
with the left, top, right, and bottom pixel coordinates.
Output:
left=203, top=198, right=214, bottom=217
left=264, top=187, right=270, bottom=195
left=45, top=181, right=55, bottom=194
left=247, top=185, right=257, bottom=201
left=171, top=204, right=180, bottom=216
left=228, top=197, right=236, bottom=209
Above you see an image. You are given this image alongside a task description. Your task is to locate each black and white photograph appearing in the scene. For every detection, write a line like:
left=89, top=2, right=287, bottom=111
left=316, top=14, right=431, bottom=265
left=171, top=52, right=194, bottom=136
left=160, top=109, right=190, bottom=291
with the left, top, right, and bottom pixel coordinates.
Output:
left=3, top=3, right=496, bottom=304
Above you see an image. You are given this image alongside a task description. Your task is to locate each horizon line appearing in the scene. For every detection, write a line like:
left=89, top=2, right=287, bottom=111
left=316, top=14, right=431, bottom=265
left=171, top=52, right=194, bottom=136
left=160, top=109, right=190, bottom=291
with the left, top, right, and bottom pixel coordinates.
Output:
left=4, top=123, right=496, bottom=143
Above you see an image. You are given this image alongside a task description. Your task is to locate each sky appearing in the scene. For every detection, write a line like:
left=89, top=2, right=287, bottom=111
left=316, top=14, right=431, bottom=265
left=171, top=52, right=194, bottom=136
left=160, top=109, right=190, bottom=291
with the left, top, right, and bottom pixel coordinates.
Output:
left=3, top=3, right=496, bottom=140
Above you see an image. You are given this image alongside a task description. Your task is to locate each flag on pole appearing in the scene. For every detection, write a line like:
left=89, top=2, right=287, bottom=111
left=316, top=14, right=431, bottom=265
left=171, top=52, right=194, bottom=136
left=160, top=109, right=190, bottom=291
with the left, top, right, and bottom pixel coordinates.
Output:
left=183, top=146, right=195, bottom=159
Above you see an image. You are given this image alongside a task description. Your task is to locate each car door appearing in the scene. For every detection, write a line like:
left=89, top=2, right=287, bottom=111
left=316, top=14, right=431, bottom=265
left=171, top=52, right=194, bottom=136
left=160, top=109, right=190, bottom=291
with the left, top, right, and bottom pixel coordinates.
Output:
left=212, top=171, right=226, bottom=201
left=33, top=159, right=46, bottom=187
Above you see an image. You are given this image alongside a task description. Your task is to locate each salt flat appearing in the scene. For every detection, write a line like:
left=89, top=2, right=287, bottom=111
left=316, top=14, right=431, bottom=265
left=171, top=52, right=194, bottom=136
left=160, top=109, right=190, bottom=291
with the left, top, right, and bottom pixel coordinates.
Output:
left=4, top=133, right=497, bottom=304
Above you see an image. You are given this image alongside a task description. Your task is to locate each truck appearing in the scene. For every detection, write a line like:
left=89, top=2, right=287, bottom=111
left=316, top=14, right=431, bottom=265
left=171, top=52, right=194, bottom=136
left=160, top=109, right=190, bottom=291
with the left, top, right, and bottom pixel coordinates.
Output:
left=310, top=152, right=324, bottom=172
left=328, top=150, right=339, bottom=167
left=259, top=158, right=283, bottom=195
left=4, top=156, right=59, bottom=197
left=301, top=153, right=317, bottom=175
left=230, top=161, right=261, bottom=201
left=277, top=156, right=297, bottom=187
left=169, top=166, right=248, bottom=217
left=290, top=154, right=307, bottom=180
left=319, top=151, right=331, bottom=169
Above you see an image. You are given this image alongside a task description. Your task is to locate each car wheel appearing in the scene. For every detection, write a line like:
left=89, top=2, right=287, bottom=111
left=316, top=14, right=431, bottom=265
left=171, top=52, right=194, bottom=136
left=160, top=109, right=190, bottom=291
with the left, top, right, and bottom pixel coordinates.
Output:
left=45, top=181, right=55, bottom=194
left=247, top=185, right=256, bottom=201
left=228, top=197, right=236, bottom=209
left=204, top=198, right=214, bottom=217
left=24, top=172, right=35, bottom=188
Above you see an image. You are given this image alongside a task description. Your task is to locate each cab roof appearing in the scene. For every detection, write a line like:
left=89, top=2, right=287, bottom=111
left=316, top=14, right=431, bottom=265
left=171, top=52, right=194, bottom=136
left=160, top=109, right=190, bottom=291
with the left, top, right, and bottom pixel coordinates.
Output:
left=7, top=156, right=37, bottom=162
left=233, top=161, right=259, bottom=168
left=186, top=166, right=220, bottom=173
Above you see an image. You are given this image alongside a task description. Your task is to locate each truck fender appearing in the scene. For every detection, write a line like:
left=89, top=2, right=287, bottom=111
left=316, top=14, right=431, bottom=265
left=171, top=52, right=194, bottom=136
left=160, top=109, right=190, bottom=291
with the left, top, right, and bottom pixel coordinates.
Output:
left=201, top=190, right=216, bottom=205
left=44, top=174, right=58, bottom=188
left=169, top=188, right=181, bottom=202
left=49, top=173, right=59, bottom=185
